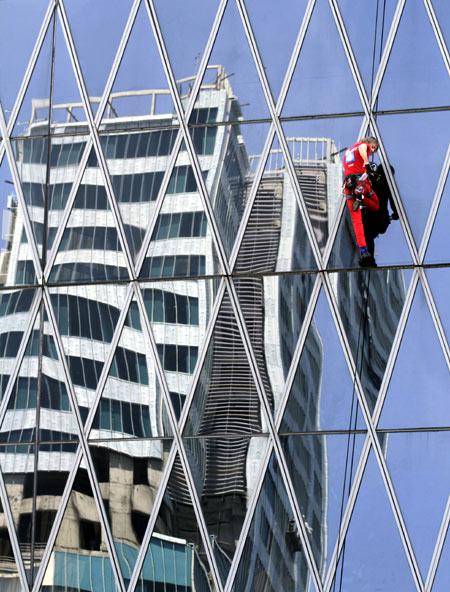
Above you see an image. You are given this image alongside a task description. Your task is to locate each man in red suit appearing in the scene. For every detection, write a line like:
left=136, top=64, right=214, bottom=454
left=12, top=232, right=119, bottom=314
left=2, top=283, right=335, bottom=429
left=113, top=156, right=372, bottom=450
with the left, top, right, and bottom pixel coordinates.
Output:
left=343, top=136, right=380, bottom=267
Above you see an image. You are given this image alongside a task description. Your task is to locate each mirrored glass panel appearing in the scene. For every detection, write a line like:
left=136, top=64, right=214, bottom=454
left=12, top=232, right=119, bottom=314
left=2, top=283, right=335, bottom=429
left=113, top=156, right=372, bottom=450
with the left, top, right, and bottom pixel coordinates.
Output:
left=0, top=287, right=36, bottom=400
left=153, top=0, right=220, bottom=99
left=189, top=120, right=271, bottom=261
left=426, top=173, right=450, bottom=265
left=41, top=456, right=120, bottom=591
left=234, top=132, right=317, bottom=273
left=232, top=451, right=314, bottom=592
left=140, top=145, right=223, bottom=279
left=0, top=442, right=35, bottom=586
left=88, top=294, right=173, bottom=440
left=377, top=0, right=450, bottom=110
left=282, top=0, right=364, bottom=117
left=183, top=289, right=268, bottom=436
left=141, top=278, right=219, bottom=423
left=12, top=14, right=88, bottom=139
left=136, top=452, right=217, bottom=591
left=0, top=1, right=50, bottom=127
left=184, top=435, right=269, bottom=582
left=281, top=117, right=364, bottom=258
left=99, top=1, right=174, bottom=126
left=191, top=0, right=271, bottom=124
left=377, top=111, right=450, bottom=249
left=331, top=268, right=410, bottom=415
left=0, top=495, right=20, bottom=589
left=378, top=430, right=450, bottom=579
left=281, top=433, right=365, bottom=584
left=0, top=301, right=79, bottom=446
left=0, top=153, right=40, bottom=286
left=49, top=283, right=128, bottom=422
left=432, top=523, right=450, bottom=592
left=234, top=273, right=317, bottom=418
left=424, top=268, right=449, bottom=346
left=280, top=287, right=366, bottom=433
left=332, top=451, right=417, bottom=590
left=379, top=280, right=450, bottom=429
left=336, top=0, right=398, bottom=100
left=64, top=0, right=135, bottom=114
left=89, top=438, right=173, bottom=585
left=245, top=0, right=308, bottom=102
left=48, top=149, right=131, bottom=284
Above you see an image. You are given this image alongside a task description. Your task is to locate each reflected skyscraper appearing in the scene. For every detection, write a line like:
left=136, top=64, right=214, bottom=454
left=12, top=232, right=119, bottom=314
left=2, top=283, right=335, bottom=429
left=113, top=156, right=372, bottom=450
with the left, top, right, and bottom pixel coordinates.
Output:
left=0, top=68, right=407, bottom=590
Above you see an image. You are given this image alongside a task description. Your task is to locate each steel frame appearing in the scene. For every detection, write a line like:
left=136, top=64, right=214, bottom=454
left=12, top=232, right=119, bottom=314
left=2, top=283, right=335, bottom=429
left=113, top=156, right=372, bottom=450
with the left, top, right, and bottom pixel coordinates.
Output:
left=0, top=0, right=447, bottom=590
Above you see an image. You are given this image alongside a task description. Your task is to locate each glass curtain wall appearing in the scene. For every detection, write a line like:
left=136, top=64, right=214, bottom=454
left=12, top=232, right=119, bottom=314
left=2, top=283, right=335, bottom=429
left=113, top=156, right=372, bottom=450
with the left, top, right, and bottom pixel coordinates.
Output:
left=0, top=0, right=448, bottom=590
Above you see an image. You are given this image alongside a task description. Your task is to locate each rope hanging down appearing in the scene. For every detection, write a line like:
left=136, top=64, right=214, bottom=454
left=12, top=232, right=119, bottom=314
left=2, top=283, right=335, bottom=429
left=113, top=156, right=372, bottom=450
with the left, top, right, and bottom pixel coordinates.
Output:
left=333, top=0, right=385, bottom=587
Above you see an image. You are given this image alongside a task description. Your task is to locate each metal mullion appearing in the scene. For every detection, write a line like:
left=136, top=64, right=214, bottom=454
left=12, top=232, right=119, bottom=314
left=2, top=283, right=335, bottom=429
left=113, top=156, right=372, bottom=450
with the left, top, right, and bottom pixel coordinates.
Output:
left=419, top=144, right=450, bottom=262
left=42, top=287, right=127, bottom=592
left=93, top=0, right=142, bottom=127
left=371, top=271, right=420, bottom=427
left=43, top=136, right=93, bottom=279
left=0, top=106, right=43, bottom=283
left=134, top=129, right=184, bottom=277
left=273, top=437, right=324, bottom=592
left=370, top=0, right=407, bottom=110
left=57, top=1, right=136, bottom=280
left=45, top=0, right=141, bottom=279
left=327, top=0, right=372, bottom=116
left=176, top=439, right=225, bottom=591
left=328, top=0, right=420, bottom=266
left=235, top=0, right=277, bottom=114
left=275, top=0, right=317, bottom=115
left=0, top=288, right=41, bottom=428
left=145, top=0, right=231, bottom=276
left=132, top=0, right=226, bottom=276
left=0, top=461, right=29, bottom=590
left=31, top=444, right=83, bottom=591
left=132, top=283, right=224, bottom=591
left=322, top=434, right=372, bottom=592
left=175, top=0, right=228, bottom=120
left=274, top=124, right=324, bottom=267
left=176, top=280, right=226, bottom=434
left=223, top=438, right=274, bottom=592
left=419, top=269, right=450, bottom=369
left=322, top=273, right=424, bottom=592
left=0, top=0, right=56, bottom=165
left=423, top=0, right=450, bottom=75
left=226, top=276, right=323, bottom=589
left=274, top=273, right=322, bottom=430
left=228, top=124, right=275, bottom=271
left=127, top=442, right=178, bottom=591
left=426, top=496, right=450, bottom=591
left=236, top=0, right=323, bottom=269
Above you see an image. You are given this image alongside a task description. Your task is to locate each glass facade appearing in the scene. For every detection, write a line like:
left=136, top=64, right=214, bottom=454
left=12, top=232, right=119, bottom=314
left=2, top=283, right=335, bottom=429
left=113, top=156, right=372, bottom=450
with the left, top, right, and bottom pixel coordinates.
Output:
left=0, top=0, right=448, bottom=590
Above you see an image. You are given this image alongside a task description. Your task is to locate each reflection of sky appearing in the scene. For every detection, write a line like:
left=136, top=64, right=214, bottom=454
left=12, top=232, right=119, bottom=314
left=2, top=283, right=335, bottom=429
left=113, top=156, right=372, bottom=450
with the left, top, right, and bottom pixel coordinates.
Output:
left=379, top=281, right=450, bottom=429
left=310, top=290, right=365, bottom=431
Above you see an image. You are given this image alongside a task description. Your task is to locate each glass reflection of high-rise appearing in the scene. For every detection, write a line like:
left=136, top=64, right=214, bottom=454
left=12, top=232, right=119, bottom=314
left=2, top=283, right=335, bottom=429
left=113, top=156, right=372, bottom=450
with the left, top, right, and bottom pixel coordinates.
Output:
left=0, top=1, right=447, bottom=590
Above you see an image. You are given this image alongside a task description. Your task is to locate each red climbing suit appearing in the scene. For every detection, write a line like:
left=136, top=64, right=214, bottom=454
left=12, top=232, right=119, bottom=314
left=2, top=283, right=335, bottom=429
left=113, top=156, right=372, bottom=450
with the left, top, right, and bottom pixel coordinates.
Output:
left=343, top=141, right=380, bottom=248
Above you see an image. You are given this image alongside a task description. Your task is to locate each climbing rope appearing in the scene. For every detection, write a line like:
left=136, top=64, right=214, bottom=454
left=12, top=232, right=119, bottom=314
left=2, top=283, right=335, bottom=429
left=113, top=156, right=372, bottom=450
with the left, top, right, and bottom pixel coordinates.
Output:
left=332, top=0, right=386, bottom=587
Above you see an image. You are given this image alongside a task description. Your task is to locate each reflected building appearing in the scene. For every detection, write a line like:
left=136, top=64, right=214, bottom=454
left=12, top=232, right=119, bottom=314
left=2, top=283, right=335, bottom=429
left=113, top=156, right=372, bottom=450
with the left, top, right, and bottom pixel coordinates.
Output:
left=0, top=67, right=405, bottom=590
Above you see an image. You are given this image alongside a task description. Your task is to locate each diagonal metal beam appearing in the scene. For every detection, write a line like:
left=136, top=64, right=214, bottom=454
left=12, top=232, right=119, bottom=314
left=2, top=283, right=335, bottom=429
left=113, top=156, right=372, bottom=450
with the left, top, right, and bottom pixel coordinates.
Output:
left=58, top=0, right=136, bottom=280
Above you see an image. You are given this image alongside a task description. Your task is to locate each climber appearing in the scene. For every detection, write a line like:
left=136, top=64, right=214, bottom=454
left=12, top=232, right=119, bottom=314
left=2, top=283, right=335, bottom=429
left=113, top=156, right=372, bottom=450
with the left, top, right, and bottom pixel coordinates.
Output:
left=343, top=136, right=380, bottom=267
